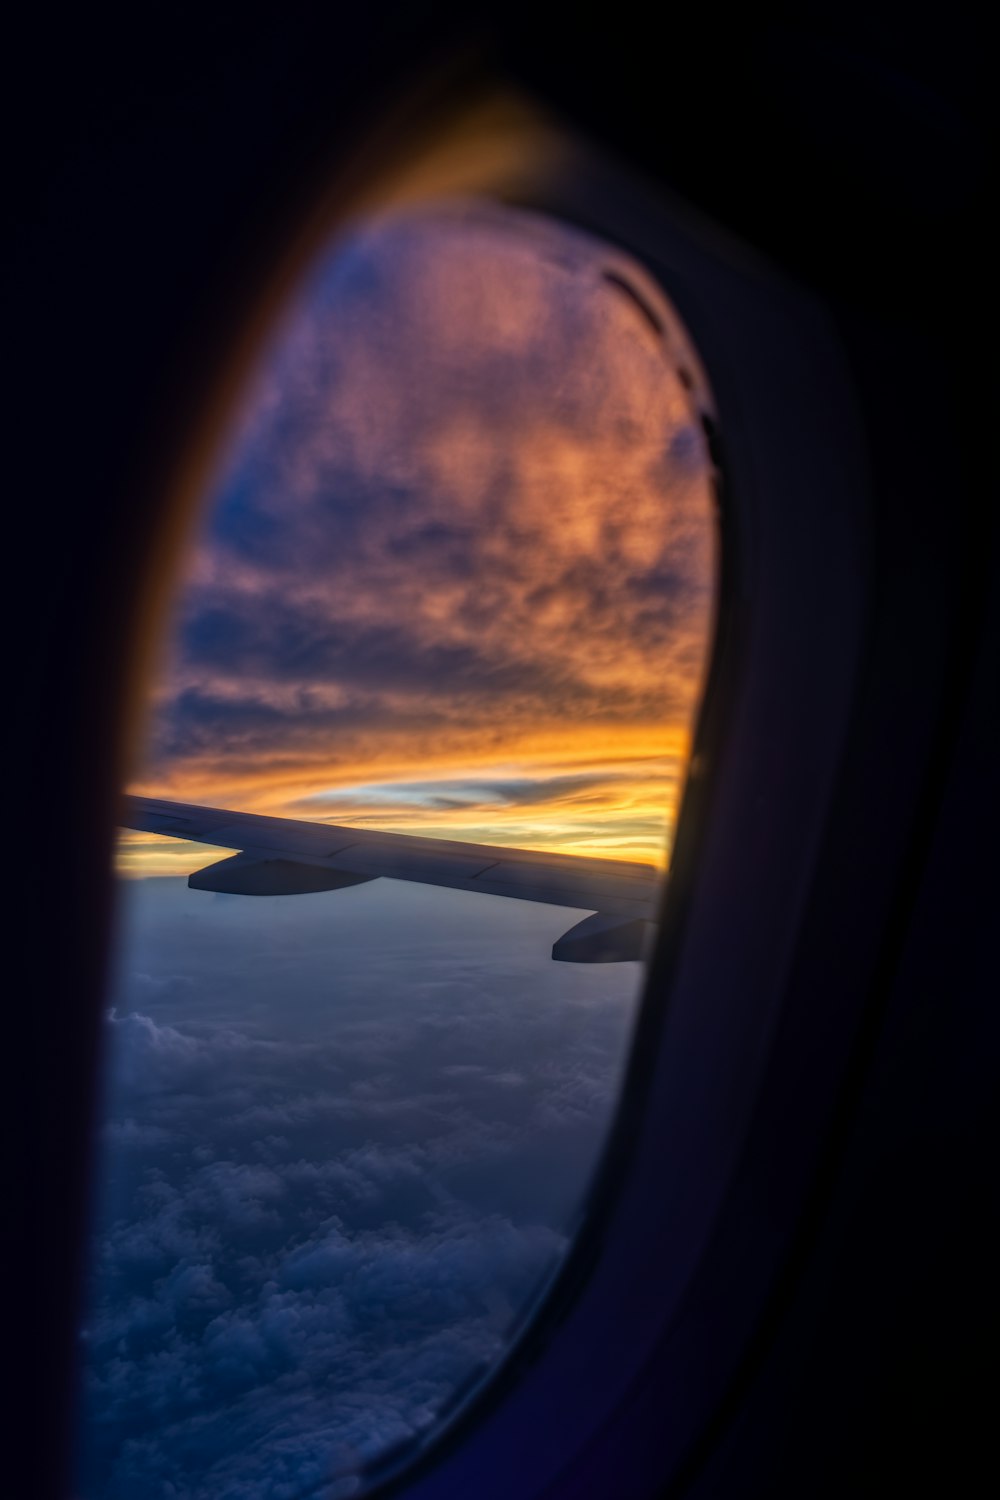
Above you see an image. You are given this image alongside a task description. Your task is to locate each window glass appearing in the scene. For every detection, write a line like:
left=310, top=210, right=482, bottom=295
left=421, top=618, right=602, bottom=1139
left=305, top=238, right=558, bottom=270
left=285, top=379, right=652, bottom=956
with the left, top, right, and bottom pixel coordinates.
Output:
left=77, top=200, right=717, bottom=1499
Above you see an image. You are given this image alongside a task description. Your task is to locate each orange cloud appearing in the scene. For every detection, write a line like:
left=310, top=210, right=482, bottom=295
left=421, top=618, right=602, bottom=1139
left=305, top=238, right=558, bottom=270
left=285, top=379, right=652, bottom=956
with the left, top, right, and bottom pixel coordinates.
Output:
left=123, top=202, right=716, bottom=878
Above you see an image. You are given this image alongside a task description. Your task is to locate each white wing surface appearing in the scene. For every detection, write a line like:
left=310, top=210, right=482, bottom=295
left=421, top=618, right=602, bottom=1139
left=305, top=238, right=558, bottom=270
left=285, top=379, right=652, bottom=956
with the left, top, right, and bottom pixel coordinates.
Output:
left=121, top=795, right=661, bottom=962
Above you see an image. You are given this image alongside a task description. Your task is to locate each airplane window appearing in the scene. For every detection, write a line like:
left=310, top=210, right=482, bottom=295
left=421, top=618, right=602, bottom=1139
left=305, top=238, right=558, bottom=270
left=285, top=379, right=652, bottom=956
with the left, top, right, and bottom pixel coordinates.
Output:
left=77, top=199, right=717, bottom=1498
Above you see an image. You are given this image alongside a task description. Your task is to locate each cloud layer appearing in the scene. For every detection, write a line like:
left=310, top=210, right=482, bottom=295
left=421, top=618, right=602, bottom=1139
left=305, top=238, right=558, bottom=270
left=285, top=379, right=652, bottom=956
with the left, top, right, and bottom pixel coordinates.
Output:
left=78, top=878, right=641, bottom=1498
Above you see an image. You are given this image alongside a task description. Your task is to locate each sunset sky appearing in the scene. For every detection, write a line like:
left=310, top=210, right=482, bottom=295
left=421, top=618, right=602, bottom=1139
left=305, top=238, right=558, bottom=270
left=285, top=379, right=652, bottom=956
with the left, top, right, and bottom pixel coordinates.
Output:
left=121, top=199, right=716, bottom=877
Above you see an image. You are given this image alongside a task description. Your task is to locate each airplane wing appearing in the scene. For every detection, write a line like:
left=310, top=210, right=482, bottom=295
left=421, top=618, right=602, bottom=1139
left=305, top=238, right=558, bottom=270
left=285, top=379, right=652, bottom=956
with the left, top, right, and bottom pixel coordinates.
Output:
left=121, top=795, right=661, bottom=962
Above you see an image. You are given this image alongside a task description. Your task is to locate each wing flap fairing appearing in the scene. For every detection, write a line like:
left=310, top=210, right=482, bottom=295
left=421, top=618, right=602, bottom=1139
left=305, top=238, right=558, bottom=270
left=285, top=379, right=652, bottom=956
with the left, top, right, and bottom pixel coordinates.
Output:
left=550, top=911, right=656, bottom=963
left=189, top=852, right=375, bottom=896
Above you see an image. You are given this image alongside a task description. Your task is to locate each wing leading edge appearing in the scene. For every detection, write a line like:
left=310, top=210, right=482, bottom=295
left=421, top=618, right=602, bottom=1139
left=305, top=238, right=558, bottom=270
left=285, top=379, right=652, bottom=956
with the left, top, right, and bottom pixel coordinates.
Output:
left=121, top=795, right=660, bottom=962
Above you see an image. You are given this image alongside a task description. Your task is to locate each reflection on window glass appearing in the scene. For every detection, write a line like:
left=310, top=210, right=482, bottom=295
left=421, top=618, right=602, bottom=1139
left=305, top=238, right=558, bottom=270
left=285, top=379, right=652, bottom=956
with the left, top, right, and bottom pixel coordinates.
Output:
left=77, top=200, right=717, bottom=1498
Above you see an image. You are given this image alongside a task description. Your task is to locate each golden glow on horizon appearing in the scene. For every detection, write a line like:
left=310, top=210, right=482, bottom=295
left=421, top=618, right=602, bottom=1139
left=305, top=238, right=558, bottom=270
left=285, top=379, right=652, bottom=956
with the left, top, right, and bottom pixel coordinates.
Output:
left=120, top=203, right=716, bottom=881
left=119, top=733, right=691, bottom=876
